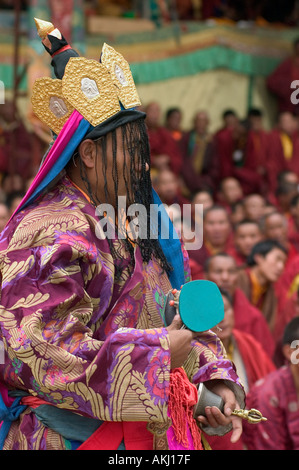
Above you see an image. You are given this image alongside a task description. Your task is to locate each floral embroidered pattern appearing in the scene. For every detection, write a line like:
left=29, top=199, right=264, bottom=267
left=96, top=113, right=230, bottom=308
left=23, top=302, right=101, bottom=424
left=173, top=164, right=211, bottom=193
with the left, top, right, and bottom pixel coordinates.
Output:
left=0, top=176, right=243, bottom=450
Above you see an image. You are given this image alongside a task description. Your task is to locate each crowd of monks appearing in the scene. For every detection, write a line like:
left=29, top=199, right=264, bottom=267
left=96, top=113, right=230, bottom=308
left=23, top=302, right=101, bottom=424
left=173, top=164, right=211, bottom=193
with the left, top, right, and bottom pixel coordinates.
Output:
left=148, top=100, right=299, bottom=450
left=1, top=76, right=299, bottom=449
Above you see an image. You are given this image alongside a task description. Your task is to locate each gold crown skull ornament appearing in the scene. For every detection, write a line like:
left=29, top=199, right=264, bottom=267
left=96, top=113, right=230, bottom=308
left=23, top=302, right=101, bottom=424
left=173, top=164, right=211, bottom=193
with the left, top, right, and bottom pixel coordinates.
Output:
left=31, top=18, right=141, bottom=134
left=31, top=77, right=74, bottom=135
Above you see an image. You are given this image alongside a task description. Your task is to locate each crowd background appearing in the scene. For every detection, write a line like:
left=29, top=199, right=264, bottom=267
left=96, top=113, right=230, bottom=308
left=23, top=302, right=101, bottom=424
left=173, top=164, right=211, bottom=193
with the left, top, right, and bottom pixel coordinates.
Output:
left=1, top=0, right=299, bottom=451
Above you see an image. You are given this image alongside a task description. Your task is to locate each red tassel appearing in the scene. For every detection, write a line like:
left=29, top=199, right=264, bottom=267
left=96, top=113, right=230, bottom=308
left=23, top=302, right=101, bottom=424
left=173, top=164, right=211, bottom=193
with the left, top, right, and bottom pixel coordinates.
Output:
left=168, top=368, right=203, bottom=450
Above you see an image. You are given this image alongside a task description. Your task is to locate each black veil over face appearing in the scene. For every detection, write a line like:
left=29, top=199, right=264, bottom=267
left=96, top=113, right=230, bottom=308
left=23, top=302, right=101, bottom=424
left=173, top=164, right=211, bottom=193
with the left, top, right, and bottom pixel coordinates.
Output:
left=77, top=116, right=172, bottom=279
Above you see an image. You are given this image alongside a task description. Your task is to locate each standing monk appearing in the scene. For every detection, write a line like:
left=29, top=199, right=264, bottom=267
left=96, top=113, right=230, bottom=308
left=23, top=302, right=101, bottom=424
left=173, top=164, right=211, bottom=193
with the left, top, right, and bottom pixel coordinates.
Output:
left=266, top=112, right=299, bottom=195
left=181, top=110, right=219, bottom=195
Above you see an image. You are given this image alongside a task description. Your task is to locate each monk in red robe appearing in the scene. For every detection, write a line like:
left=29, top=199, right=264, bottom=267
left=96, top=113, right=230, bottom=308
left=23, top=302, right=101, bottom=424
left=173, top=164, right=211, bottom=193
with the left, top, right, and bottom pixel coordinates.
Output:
left=274, top=253, right=299, bottom=343
left=206, top=289, right=276, bottom=450
left=273, top=288, right=299, bottom=367
left=180, top=110, right=219, bottom=194
left=266, top=112, right=299, bottom=195
left=204, top=252, right=275, bottom=358
left=242, top=193, right=267, bottom=222
left=145, top=101, right=183, bottom=175
left=0, top=100, right=34, bottom=178
left=164, top=107, right=185, bottom=142
left=267, top=37, right=299, bottom=116
left=243, top=318, right=299, bottom=450
left=237, top=240, right=288, bottom=335
left=213, top=118, right=262, bottom=195
left=245, top=108, right=269, bottom=195
left=216, top=176, right=243, bottom=212
left=227, top=219, right=263, bottom=267
left=153, top=168, right=189, bottom=209
left=188, top=205, right=233, bottom=268
left=261, top=211, right=298, bottom=270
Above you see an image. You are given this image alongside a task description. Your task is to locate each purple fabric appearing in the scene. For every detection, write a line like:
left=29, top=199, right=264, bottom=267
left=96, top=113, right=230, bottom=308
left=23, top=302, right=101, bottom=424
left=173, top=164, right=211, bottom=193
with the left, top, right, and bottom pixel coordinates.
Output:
left=0, top=176, right=243, bottom=449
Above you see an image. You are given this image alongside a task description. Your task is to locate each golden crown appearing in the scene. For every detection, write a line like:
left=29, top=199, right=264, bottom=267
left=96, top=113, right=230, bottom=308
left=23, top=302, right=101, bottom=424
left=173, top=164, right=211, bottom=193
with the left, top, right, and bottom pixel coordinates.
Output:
left=31, top=19, right=141, bottom=134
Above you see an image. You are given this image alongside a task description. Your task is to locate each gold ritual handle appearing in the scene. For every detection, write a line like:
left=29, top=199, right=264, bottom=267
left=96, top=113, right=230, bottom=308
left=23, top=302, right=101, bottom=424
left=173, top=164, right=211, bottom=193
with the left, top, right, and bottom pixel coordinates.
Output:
left=231, top=408, right=267, bottom=424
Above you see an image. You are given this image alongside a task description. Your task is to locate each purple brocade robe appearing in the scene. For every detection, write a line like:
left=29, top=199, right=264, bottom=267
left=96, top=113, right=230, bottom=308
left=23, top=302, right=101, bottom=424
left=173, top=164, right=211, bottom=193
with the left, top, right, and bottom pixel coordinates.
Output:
left=0, top=176, right=244, bottom=450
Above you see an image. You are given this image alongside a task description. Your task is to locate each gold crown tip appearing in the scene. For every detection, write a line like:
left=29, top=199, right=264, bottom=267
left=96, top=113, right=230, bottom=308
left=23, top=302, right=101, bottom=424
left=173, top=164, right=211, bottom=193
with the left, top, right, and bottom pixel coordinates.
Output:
left=34, top=18, right=54, bottom=38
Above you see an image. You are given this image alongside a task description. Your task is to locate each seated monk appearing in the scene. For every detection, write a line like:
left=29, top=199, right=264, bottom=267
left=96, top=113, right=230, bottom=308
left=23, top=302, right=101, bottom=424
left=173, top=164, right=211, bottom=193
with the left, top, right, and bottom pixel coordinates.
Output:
left=274, top=181, right=299, bottom=216
left=214, top=119, right=262, bottom=195
left=180, top=110, right=219, bottom=195
left=227, top=219, right=263, bottom=267
left=277, top=253, right=299, bottom=306
left=273, top=288, right=299, bottom=366
left=242, top=193, right=266, bottom=223
left=190, top=189, right=214, bottom=228
left=245, top=108, right=269, bottom=195
left=188, top=205, right=233, bottom=269
left=205, top=289, right=276, bottom=450
left=145, top=101, right=183, bottom=175
left=229, top=200, right=246, bottom=226
left=216, top=176, right=244, bottom=213
left=243, top=318, right=299, bottom=450
left=153, top=168, right=189, bottom=209
left=237, top=239, right=288, bottom=334
left=204, top=252, right=275, bottom=358
left=164, top=107, right=184, bottom=142
left=260, top=210, right=298, bottom=270
left=265, top=112, right=299, bottom=196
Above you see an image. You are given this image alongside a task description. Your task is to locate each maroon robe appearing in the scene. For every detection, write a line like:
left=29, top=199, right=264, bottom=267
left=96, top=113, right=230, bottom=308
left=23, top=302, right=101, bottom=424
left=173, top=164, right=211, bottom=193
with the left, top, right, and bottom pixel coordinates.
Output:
left=180, top=130, right=219, bottom=193
left=0, top=121, right=33, bottom=177
left=188, top=258, right=205, bottom=280
left=266, top=128, right=299, bottom=194
left=187, top=242, right=212, bottom=269
left=226, top=245, right=247, bottom=267
left=147, top=125, right=183, bottom=175
left=206, top=328, right=275, bottom=451
left=275, top=291, right=299, bottom=344
left=245, top=129, right=269, bottom=194
left=287, top=215, right=299, bottom=252
left=214, top=128, right=262, bottom=195
left=267, top=57, right=299, bottom=115
left=233, top=288, right=275, bottom=358
left=243, top=366, right=299, bottom=450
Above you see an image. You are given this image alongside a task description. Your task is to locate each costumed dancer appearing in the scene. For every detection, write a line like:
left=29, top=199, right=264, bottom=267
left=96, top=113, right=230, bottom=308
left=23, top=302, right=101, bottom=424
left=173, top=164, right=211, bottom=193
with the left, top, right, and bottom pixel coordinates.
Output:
left=0, top=18, right=245, bottom=450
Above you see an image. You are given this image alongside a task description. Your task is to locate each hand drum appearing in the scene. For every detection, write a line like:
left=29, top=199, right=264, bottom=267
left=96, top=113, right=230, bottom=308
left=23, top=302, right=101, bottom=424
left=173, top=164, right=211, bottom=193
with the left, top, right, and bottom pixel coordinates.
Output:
left=164, top=280, right=224, bottom=332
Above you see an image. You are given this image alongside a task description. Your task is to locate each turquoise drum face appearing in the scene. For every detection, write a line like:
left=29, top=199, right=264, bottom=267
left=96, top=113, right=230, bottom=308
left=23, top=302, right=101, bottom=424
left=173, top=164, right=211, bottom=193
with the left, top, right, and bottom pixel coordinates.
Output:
left=179, top=280, right=224, bottom=332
